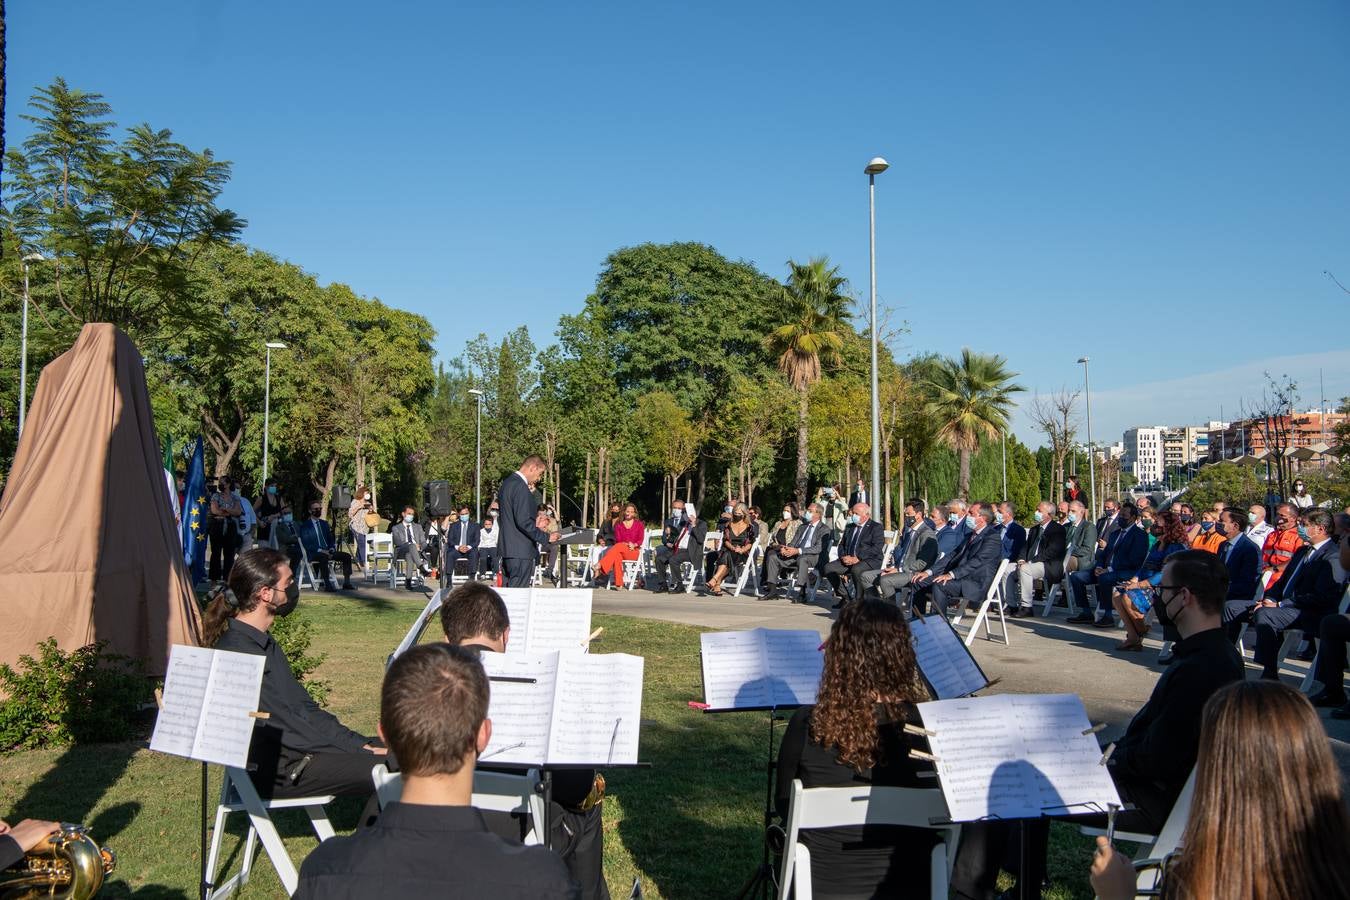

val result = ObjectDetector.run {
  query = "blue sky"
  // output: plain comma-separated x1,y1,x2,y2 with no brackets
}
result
7,1,1349,445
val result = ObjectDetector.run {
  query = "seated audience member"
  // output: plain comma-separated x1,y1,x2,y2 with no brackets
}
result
926,504,1004,616
768,502,801,550
293,642,578,899
424,514,448,575
1064,500,1098,577
1190,510,1225,553
823,503,885,609
443,506,482,581
1216,507,1262,637
536,509,563,583
1310,537,1350,716
207,548,386,803
272,505,304,574
775,601,940,899
931,503,963,557
1090,680,1350,900
1055,499,1070,522
1107,510,1190,650
859,499,937,606
476,514,499,579
706,503,755,596
748,506,768,549
1177,503,1199,543
1248,509,1340,680
392,506,434,589
595,503,644,589
765,503,827,601
598,504,622,547
1261,503,1303,590
299,502,355,590
1095,498,1122,551
1066,502,1146,626
652,502,706,593
946,498,972,542
438,582,608,900
998,501,1025,563
1011,501,1067,618
953,550,1244,899
1336,512,1350,583
1245,502,1274,549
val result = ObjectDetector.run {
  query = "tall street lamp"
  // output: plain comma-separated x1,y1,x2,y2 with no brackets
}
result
262,342,287,485
865,156,889,514
468,388,484,519
1077,356,1097,515
17,253,47,439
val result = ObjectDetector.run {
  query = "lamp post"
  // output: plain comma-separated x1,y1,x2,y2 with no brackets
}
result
1077,356,1097,515
17,253,47,439
1001,431,1008,499
469,389,484,519
262,342,287,484
865,156,889,513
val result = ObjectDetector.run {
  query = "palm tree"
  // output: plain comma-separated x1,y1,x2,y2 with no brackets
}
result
926,349,1025,499
764,257,852,503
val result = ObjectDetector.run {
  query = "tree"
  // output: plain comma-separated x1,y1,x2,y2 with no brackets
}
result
1027,388,1080,502
1242,372,1299,502
763,257,852,504
1184,461,1267,511
924,349,1025,499
633,391,698,518
714,375,795,508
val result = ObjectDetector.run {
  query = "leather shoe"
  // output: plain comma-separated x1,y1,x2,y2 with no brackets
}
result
1013,607,1034,619
1066,613,1094,625
1310,690,1347,709
650,585,666,594
831,600,845,610
1331,703,1350,720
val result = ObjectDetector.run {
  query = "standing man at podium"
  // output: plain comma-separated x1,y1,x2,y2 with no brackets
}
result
498,454,560,587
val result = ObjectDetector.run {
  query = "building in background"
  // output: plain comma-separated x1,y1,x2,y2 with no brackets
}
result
1206,411,1347,465
1122,425,1167,484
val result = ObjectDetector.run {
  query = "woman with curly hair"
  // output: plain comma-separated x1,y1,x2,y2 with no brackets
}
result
774,600,935,899
1106,508,1192,651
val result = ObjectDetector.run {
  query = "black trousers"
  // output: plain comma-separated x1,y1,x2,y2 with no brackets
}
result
312,550,353,584
653,545,696,588
824,558,868,598
1314,614,1350,696
477,547,499,576
503,556,534,587
208,518,240,581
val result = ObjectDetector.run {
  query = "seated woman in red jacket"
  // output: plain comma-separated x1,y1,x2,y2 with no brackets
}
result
595,503,645,588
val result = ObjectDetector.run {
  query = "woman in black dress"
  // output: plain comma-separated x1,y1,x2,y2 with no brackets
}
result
775,600,936,899
707,502,755,595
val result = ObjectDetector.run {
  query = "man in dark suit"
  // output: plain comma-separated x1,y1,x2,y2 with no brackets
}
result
1219,506,1263,637
848,478,868,509
1012,501,1068,617
391,506,434,590
859,499,938,606
764,503,827,601
999,501,1026,563
824,503,884,609
1250,509,1340,679
1065,500,1098,578
496,455,560,587
653,502,708,593
1095,497,1122,553
929,504,1005,615
1066,502,1146,625
299,502,354,590
443,505,482,580
931,503,964,558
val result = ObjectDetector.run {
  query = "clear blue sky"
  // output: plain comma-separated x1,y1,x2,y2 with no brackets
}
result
8,0,1349,445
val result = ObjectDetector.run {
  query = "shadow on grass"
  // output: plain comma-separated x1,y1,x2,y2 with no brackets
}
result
8,743,138,835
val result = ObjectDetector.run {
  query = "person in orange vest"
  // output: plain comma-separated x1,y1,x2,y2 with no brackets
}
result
1261,503,1305,593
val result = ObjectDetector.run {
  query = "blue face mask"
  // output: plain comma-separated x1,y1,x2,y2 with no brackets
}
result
1297,526,1309,541
266,485,277,495
965,515,978,529
948,513,960,524
1033,511,1044,523
848,514,861,525
1200,521,1213,532
995,512,1005,525
1067,513,1078,525
281,513,293,523
459,514,469,523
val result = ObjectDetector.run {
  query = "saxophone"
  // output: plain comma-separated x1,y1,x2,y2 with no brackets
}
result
0,824,116,899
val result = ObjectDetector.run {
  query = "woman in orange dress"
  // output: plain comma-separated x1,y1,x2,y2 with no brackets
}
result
596,503,645,588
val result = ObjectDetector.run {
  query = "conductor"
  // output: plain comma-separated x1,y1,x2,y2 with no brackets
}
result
498,454,560,587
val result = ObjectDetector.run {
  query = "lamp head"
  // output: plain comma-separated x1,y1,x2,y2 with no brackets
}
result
468,389,484,398
864,157,890,175
265,341,287,349
1077,356,1090,364
21,253,46,264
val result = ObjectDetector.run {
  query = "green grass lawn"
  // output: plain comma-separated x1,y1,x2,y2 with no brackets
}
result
0,592,1101,898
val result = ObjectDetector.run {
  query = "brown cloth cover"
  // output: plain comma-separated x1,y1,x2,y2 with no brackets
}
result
0,324,201,675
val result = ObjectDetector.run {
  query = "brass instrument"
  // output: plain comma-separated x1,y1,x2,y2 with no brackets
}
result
0,824,115,900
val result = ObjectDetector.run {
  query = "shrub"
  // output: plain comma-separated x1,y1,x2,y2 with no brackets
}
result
270,613,330,705
0,639,151,751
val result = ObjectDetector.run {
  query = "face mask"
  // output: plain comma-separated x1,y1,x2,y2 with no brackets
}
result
672,508,683,520
782,511,792,521
281,513,293,523
271,581,301,617
1064,481,1072,489
267,485,277,495
904,515,916,527
848,514,860,525
1033,511,1044,523
310,510,322,519
1297,526,1309,541
1067,513,1078,525
724,505,734,514
459,514,469,522
995,512,1005,525
948,513,960,524
965,515,978,529
1248,512,1258,525
1296,485,1305,493
1154,588,1177,628
732,512,744,520
490,510,499,518
403,514,414,523
1180,514,1193,524
802,513,812,522
1200,521,1213,532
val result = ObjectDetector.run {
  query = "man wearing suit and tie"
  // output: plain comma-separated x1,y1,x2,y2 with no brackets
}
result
859,499,938,606
1095,498,1122,552
1249,509,1340,680
442,505,482,580
848,478,868,509
391,505,434,589
764,502,828,602
824,503,884,609
1065,500,1099,577
1066,502,1147,626
652,500,708,593
1219,506,1263,637
299,502,354,591
496,454,561,587
1012,501,1068,618
928,504,1005,616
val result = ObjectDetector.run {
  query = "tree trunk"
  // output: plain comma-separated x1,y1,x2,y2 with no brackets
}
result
202,407,243,479
897,437,906,518
311,456,338,512
794,387,809,504
883,441,892,529
582,451,591,528
958,449,972,500
696,453,707,511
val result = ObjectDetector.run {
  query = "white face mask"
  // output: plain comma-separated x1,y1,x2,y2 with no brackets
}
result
1033,510,1044,523
403,514,414,523
782,510,792,520
672,507,683,519
848,513,861,525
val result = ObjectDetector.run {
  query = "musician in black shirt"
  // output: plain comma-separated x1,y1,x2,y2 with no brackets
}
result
295,643,577,899
774,601,937,899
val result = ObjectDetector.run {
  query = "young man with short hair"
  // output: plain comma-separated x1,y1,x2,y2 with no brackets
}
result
294,644,578,898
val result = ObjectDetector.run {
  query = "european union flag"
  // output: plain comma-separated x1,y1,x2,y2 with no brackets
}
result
182,436,208,585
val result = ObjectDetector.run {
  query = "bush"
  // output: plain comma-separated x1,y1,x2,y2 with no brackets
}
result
0,639,151,751
270,613,330,705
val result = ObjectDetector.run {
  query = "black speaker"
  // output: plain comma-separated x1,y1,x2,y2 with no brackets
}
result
424,480,452,517
331,485,353,511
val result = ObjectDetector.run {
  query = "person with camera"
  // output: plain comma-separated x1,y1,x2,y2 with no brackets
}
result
347,484,375,574
208,476,244,583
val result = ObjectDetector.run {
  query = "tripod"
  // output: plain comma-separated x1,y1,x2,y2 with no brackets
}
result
733,706,789,900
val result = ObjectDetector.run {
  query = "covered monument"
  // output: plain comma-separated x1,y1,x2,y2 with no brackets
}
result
0,324,201,675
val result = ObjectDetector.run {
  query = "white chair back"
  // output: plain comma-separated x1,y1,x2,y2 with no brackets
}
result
370,764,548,845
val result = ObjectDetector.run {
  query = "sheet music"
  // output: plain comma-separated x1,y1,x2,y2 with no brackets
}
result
917,693,1121,822
524,588,593,654
479,651,559,765
498,588,532,653
700,629,822,710
390,590,444,663
150,645,265,768
910,615,988,699
547,653,644,765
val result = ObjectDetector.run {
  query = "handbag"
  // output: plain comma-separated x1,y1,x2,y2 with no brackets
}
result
1125,586,1153,614
365,511,380,529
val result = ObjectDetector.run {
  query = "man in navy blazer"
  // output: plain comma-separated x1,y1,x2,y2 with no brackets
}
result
1219,506,1263,637
929,504,1006,615
298,501,354,590
443,505,483,580
824,502,884,608
932,503,965,558
1251,509,1340,679
496,454,560,587
1066,502,1147,626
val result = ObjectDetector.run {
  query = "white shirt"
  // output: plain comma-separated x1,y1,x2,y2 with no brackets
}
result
1246,521,1274,548
237,496,257,534
1290,493,1314,509
478,525,498,549
678,519,696,550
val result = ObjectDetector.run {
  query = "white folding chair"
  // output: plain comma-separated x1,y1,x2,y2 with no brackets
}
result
731,543,765,597
1040,550,1077,617
1083,766,1195,897
621,529,663,591
564,543,596,587
778,779,960,900
956,560,1013,647
204,766,335,900
686,532,722,594
365,533,395,585
371,764,548,845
